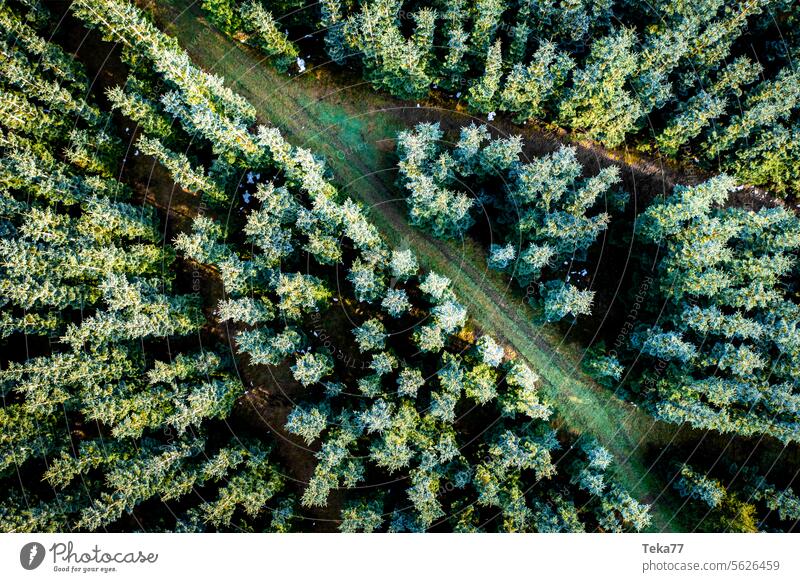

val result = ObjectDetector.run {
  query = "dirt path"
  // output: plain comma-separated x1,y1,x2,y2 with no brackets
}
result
130,0,713,531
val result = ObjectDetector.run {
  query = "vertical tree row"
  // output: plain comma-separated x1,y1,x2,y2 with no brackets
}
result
200,0,800,197
0,0,291,533
396,122,626,322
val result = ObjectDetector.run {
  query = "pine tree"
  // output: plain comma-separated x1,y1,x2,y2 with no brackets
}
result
396,124,621,322
440,1,470,92
541,280,595,322
673,463,726,508
201,0,243,35
138,136,228,202
466,39,503,114
292,351,334,387
500,41,574,122
706,68,800,159
656,57,762,156
469,0,505,56
633,175,800,442
320,0,349,64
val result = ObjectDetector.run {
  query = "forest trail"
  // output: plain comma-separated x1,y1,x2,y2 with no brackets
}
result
142,0,700,531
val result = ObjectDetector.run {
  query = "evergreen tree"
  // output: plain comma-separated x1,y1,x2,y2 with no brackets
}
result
320,0,349,64
500,41,574,122
633,175,800,442
239,1,299,72
469,0,505,56
558,28,643,147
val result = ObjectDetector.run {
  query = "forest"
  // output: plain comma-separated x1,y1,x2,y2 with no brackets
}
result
0,0,798,533
200,0,800,197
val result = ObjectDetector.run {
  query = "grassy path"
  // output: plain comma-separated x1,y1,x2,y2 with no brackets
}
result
145,0,694,531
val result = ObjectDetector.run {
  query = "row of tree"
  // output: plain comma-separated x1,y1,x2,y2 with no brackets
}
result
623,175,800,443
169,85,651,531
88,0,800,525
201,0,800,197
395,124,800,446
134,0,800,527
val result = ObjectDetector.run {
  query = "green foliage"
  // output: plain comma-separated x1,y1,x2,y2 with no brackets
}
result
541,280,594,322
292,351,335,386
353,318,387,353
728,465,800,527
466,39,503,113
389,248,418,280
439,2,470,91
673,464,726,508
0,0,293,534
348,258,385,302
500,41,573,122
173,108,646,532
631,175,800,442
704,495,759,534
139,136,228,202
596,484,653,532
584,352,623,387
342,0,433,100
381,287,411,317
201,0,243,35
320,0,348,64
397,122,623,322
107,81,175,140
239,0,299,72
469,0,505,56
286,403,329,444
0,0,659,535
558,28,642,147
476,334,504,367
656,57,762,156
194,0,800,196
339,498,384,532
396,366,425,398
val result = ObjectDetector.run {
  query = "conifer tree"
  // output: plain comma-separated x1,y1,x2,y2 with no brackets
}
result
558,28,642,147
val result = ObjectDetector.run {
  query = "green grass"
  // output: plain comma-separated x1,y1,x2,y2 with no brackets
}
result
145,0,694,531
